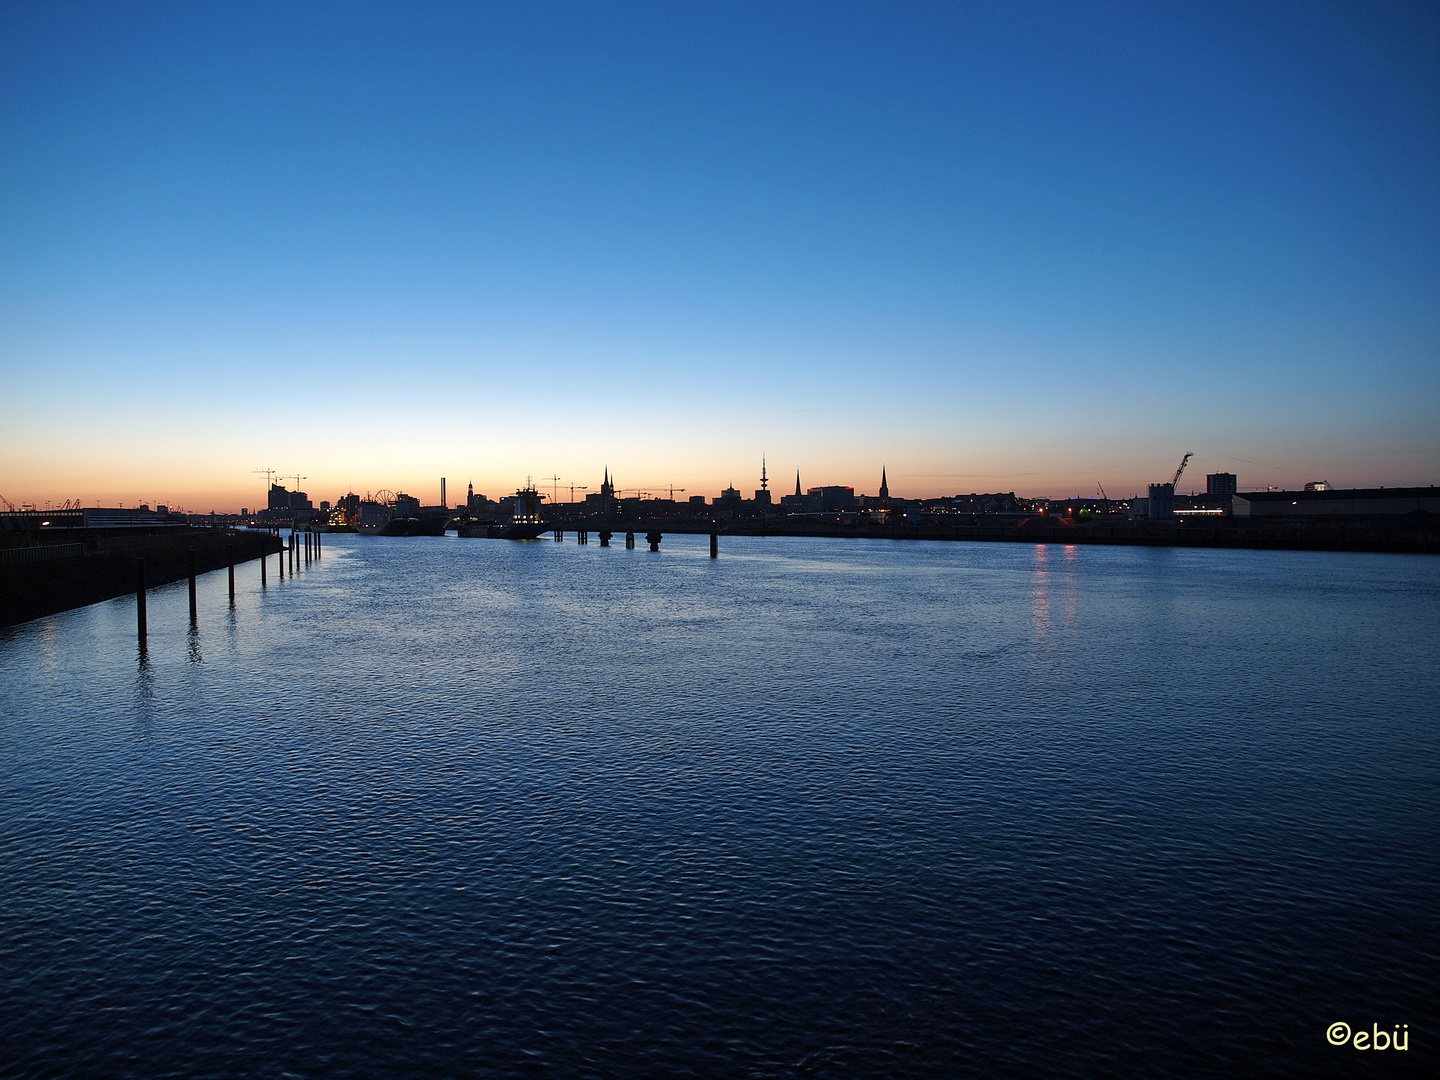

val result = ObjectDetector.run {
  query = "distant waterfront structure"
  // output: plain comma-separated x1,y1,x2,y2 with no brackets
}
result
754,458,771,507
780,471,821,513
812,486,857,512
585,468,619,515
1304,481,1330,492
1207,472,1238,497
1233,486,1438,518
1147,483,1175,520
267,483,312,514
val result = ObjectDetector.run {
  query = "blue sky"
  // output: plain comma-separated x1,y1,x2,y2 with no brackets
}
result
2,0,1436,510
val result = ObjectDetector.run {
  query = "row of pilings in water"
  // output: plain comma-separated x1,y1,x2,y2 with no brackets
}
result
554,524,720,556
134,527,321,653
132,523,720,651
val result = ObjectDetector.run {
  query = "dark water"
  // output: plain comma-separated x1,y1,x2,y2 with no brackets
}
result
1,534,1436,1077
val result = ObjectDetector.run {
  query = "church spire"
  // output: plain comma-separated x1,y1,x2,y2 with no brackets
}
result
879,466,889,500
795,470,802,497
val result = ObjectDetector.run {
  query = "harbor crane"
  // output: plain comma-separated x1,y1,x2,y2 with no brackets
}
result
565,482,589,505
620,485,685,500
252,467,277,488
1170,452,1193,490
1096,483,1109,514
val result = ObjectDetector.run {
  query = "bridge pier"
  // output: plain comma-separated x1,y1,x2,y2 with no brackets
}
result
625,531,635,549
647,531,661,552
600,530,611,547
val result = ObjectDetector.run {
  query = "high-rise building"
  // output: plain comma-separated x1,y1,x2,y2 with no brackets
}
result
1206,472,1237,497
812,486,856,512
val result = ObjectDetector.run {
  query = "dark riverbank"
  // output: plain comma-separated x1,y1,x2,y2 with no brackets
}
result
556,516,1440,554
0,529,282,629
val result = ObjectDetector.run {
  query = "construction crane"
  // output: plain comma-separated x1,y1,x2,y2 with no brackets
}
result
1096,483,1109,514
252,467,277,488
285,473,307,492
565,482,589,504
1170,452,1193,489
543,475,563,506
663,484,686,501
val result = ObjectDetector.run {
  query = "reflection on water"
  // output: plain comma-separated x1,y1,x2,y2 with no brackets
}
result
0,534,1437,1078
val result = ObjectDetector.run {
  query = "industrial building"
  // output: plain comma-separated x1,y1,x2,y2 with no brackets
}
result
1232,487,1439,520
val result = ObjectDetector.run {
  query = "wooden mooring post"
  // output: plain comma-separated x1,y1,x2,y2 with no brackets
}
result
228,546,236,604
625,531,635,549
710,526,719,558
135,558,147,647
187,550,198,624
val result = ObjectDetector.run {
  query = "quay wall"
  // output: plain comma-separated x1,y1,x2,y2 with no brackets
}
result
724,520,1440,554
1,529,283,629
557,516,1440,555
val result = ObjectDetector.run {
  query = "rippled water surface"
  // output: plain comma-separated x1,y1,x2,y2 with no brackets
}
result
2,534,1436,1077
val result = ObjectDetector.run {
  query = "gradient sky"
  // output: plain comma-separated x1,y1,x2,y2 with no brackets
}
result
2,0,1437,511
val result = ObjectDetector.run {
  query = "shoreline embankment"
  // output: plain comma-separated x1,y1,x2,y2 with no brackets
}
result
563,517,1440,555
1,529,283,629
